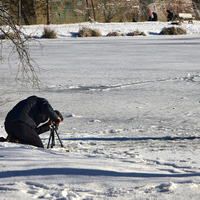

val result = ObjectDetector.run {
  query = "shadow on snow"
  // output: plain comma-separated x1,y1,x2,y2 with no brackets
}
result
62,136,200,141
0,167,200,179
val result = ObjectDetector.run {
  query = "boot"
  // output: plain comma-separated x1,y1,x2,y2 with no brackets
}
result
6,134,20,143
0,137,6,142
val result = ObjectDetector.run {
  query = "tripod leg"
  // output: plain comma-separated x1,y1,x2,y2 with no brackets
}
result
47,132,52,149
55,129,64,148
47,129,55,149
51,131,55,148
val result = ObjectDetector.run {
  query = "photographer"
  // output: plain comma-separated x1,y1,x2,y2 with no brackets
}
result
166,10,174,21
4,96,62,148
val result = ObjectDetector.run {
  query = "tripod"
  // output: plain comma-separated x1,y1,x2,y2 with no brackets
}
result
47,123,64,149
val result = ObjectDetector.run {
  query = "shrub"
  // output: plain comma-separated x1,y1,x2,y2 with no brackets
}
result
77,27,102,37
127,30,146,36
160,27,187,35
77,27,90,37
91,29,102,37
176,27,187,34
106,32,121,36
42,27,57,39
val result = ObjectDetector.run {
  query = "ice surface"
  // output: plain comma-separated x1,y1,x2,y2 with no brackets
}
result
1,22,200,199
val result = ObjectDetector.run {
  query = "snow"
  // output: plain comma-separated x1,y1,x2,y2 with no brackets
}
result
1,21,200,199
21,21,200,37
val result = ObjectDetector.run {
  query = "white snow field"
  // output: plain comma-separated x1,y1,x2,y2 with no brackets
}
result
1,21,200,199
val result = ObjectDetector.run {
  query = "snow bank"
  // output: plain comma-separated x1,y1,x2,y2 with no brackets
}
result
20,21,200,38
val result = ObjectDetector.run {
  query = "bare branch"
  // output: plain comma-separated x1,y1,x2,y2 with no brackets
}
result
0,3,40,88
0,2,40,105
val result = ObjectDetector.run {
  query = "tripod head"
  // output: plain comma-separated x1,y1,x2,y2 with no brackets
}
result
51,122,59,131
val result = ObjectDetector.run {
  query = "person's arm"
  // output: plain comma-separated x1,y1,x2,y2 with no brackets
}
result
35,123,50,135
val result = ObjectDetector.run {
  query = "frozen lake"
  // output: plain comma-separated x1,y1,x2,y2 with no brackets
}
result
33,35,200,135
1,34,200,199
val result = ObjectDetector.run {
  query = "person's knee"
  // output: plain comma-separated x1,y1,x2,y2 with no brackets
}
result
37,143,44,148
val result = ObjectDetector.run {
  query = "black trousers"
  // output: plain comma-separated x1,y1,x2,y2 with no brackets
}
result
5,121,44,148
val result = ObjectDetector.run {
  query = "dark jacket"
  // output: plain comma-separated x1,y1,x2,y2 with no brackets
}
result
166,10,173,21
152,12,157,21
5,96,58,134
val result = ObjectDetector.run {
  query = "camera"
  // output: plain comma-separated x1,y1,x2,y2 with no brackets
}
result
47,110,64,149
52,110,63,130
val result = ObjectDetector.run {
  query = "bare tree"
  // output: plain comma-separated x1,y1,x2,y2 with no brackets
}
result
0,2,39,105
101,0,117,23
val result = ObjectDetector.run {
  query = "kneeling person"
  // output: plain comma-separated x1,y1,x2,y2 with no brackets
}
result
4,96,62,148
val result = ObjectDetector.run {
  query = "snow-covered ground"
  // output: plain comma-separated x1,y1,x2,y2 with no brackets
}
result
1,21,200,199
22,21,200,37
